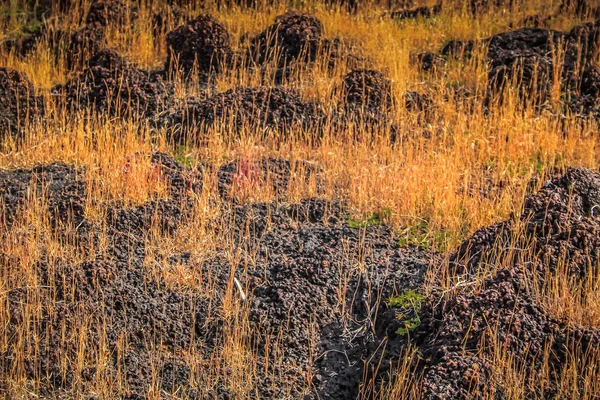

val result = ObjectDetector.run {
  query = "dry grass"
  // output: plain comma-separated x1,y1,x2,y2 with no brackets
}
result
0,0,599,398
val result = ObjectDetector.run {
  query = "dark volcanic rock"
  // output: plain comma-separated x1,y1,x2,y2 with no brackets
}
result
405,90,433,113
440,39,475,59
165,15,232,75
479,21,600,117
8,23,104,68
210,199,432,399
340,69,395,128
412,51,446,72
0,68,43,138
154,86,325,143
2,154,433,399
559,0,600,18
2,153,207,397
342,69,393,113
0,163,84,227
151,4,185,37
486,28,563,101
52,49,172,117
416,167,600,399
388,3,442,20
12,0,137,65
249,12,324,66
470,0,518,15
85,0,138,27
217,158,319,200
67,25,106,68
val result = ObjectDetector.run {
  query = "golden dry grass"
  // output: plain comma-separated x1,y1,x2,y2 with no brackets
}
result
0,0,599,398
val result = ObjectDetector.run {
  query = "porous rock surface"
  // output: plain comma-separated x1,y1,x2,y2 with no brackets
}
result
52,49,172,117
0,153,432,399
0,68,43,138
154,86,325,142
165,14,233,75
414,167,600,399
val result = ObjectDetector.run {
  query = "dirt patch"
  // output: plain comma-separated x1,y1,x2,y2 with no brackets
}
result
52,49,172,117
414,167,600,398
154,86,325,143
165,14,232,75
0,68,44,139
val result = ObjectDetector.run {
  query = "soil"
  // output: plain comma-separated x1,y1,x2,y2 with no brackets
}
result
154,86,326,143
165,15,233,75
52,49,172,118
0,68,44,139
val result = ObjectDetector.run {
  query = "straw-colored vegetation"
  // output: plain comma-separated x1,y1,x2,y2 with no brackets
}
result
0,0,599,398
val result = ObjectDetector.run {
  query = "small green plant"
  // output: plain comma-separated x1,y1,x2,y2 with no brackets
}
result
387,289,426,308
396,316,422,336
347,208,392,228
398,219,448,251
174,145,195,168
387,290,426,336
